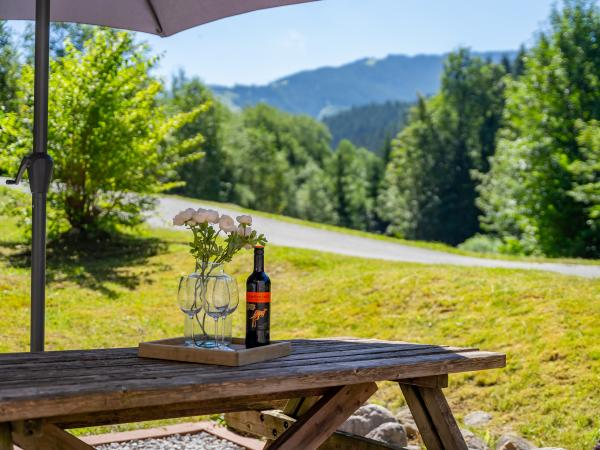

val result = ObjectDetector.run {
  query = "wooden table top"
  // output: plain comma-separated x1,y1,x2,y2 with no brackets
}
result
0,338,505,423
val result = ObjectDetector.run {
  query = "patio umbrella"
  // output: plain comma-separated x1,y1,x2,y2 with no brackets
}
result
0,0,316,352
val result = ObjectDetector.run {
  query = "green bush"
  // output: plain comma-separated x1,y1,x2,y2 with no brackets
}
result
458,234,503,254
0,29,208,238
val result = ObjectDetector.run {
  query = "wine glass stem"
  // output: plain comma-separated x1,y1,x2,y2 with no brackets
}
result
221,316,226,347
190,314,196,346
214,318,219,347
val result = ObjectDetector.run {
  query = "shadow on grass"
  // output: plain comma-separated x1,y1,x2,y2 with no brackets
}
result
3,232,168,298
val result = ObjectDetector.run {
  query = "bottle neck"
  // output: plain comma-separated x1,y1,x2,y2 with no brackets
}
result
254,251,264,272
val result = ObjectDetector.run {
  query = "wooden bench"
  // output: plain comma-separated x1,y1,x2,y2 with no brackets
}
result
0,338,505,450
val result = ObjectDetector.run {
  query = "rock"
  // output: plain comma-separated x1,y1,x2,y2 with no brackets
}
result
366,422,408,448
396,406,414,424
461,428,488,450
405,445,421,450
339,404,397,436
403,421,419,440
496,434,536,450
464,411,492,427
337,415,374,437
354,404,397,427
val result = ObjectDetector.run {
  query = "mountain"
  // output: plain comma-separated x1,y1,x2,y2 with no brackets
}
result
323,101,412,154
210,51,515,118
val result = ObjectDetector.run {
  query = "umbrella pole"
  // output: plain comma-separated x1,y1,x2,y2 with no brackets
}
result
30,0,53,352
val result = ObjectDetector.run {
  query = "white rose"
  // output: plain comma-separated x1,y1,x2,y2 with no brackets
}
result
243,243,253,250
193,208,209,224
237,224,251,237
172,213,186,226
236,214,252,225
218,215,237,233
181,208,195,222
206,209,220,224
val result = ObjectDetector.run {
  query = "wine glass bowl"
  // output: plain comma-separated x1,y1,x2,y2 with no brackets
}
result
202,270,233,348
177,275,203,316
177,274,203,347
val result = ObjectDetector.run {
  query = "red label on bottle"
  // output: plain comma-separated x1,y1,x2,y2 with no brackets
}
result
246,292,271,303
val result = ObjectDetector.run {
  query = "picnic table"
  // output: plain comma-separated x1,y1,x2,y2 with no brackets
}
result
0,338,505,450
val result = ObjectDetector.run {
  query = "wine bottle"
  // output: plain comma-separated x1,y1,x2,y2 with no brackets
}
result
245,246,270,348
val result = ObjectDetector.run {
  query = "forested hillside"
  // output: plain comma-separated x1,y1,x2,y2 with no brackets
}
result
0,0,598,259
323,101,412,155
211,51,514,118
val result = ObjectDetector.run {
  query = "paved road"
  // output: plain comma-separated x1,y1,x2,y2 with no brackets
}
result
151,195,600,279
2,179,597,278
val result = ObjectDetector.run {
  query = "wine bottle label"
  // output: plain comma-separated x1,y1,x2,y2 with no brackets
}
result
246,292,270,332
246,292,271,303
248,307,267,329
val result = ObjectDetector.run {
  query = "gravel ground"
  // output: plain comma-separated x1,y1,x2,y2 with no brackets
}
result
96,432,245,450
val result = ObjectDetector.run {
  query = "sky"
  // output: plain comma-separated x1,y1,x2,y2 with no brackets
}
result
139,0,556,86
8,0,557,86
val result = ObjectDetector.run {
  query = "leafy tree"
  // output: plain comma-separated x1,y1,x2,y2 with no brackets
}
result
227,103,334,217
22,23,97,61
224,114,290,213
570,121,600,237
479,0,600,257
328,140,374,230
0,29,208,236
294,161,338,224
0,21,18,112
166,71,232,201
379,49,507,244
378,96,444,239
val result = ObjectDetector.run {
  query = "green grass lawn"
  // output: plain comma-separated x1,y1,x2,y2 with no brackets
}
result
0,215,598,449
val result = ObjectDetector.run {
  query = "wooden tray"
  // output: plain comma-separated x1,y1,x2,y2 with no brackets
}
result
138,337,291,366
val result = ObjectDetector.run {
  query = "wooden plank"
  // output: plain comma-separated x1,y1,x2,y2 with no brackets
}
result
268,382,378,450
12,422,94,450
0,340,452,366
0,345,477,384
226,410,294,440
138,338,291,367
280,396,321,418
0,348,500,389
0,423,11,450
398,375,448,388
294,396,320,417
281,398,304,417
399,384,442,450
0,351,505,422
53,390,324,428
0,339,475,376
418,387,467,450
226,410,403,449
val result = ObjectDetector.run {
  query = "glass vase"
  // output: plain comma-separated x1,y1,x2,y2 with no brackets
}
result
184,262,237,348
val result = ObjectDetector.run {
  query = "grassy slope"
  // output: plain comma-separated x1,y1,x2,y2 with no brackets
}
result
0,217,598,449
167,194,600,266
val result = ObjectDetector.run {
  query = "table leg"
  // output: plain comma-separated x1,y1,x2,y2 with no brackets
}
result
266,382,377,450
11,421,94,450
399,382,467,450
0,423,11,450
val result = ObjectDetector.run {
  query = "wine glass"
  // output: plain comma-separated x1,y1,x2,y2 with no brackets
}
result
178,275,202,347
202,275,231,349
221,279,239,349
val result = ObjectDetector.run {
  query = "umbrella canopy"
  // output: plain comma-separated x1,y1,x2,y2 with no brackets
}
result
0,0,316,352
0,0,315,36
